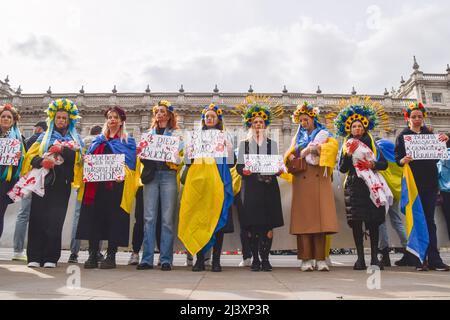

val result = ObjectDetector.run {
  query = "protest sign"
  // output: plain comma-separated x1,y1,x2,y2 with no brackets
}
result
83,154,125,182
404,134,449,160
0,138,21,166
185,129,227,159
244,154,285,174
138,133,180,163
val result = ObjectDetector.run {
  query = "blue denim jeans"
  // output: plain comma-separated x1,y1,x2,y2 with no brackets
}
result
141,170,178,266
13,195,32,253
70,199,82,255
378,200,408,250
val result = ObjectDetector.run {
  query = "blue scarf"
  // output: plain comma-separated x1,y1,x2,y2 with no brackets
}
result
295,121,331,153
38,122,83,155
88,134,137,170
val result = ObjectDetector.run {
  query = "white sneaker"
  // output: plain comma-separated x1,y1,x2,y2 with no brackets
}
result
317,260,330,271
301,260,314,272
27,262,40,268
128,253,139,265
12,251,27,262
238,258,252,267
325,256,333,267
43,262,56,268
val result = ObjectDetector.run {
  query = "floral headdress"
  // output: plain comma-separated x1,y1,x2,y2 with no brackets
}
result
233,95,283,128
291,101,319,124
40,98,82,155
153,100,175,114
332,97,390,137
46,98,81,130
201,103,223,121
403,101,427,121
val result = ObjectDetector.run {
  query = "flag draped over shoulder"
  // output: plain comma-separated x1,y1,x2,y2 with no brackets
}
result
178,158,233,256
400,164,429,263
376,139,403,201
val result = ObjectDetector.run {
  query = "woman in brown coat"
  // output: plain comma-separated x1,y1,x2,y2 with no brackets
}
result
285,102,339,271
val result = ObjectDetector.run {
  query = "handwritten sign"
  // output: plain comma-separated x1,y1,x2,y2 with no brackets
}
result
0,138,21,166
83,154,125,182
244,154,285,174
185,129,227,159
404,134,449,160
138,133,180,163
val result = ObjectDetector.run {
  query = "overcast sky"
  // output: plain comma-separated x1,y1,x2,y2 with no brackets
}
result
1,0,449,95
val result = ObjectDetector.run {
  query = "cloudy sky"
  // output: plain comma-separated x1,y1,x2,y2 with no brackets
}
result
1,0,449,95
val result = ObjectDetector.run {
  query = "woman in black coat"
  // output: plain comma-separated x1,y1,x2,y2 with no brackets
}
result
236,105,284,272
337,110,387,270
395,102,450,271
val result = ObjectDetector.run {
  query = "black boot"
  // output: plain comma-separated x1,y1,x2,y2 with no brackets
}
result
100,253,116,269
192,253,205,272
84,251,98,269
352,222,367,270
260,234,273,272
212,232,224,272
380,247,391,267
369,224,384,270
249,233,261,271
394,249,415,266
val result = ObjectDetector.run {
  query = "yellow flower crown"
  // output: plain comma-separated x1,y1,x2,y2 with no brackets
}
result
202,103,223,120
153,100,174,114
344,114,369,132
292,102,319,124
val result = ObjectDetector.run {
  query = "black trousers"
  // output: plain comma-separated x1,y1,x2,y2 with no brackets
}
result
0,180,15,239
441,191,450,241
27,181,71,264
417,188,442,266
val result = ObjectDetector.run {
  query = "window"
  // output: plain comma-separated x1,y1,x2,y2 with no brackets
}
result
432,92,443,104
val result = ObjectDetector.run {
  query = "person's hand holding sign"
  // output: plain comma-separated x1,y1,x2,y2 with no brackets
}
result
438,133,449,143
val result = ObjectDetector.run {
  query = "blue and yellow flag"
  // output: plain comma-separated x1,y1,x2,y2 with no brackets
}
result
178,158,233,256
376,139,403,201
400,164,429,263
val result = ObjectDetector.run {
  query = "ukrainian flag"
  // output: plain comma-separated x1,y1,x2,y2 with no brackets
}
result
400,164,429,263
376,139,403,201
178,158,233,256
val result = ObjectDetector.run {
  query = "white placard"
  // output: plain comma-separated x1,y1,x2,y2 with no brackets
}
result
138,133,180,163
185,129,227,159
83,154,125,182
404,134,449,160
244,154,285,174
0,138,21,166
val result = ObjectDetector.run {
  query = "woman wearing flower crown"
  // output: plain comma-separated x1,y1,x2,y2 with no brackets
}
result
22,99,83,268
136,100,181,271
0,104,25,240
395,102,450,271
284,102,339,272
336,102,388,270
179,103,235,272
235,104,284,272
76,106,137,269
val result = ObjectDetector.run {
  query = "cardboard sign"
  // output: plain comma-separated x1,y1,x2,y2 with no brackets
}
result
83,154,125,182
185,129,227,159
138,133,180,163
244,154,285,174
404,134,449,160
0,138,21,166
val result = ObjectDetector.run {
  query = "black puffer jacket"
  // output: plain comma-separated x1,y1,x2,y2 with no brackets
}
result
338,133,387,227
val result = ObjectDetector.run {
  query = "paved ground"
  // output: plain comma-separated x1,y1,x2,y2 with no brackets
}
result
0,249,449,300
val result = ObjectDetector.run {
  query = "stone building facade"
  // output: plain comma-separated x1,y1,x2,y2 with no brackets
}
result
1,58,450,153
